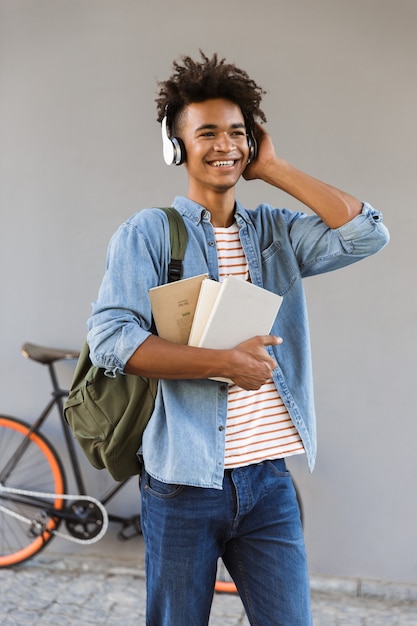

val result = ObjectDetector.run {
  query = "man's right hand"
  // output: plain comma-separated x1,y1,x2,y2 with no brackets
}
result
227,335,282,390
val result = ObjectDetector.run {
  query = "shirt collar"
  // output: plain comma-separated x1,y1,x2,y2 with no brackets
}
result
172,196,251,225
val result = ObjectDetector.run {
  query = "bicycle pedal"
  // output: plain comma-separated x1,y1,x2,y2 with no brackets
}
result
28,512,49,537
117,515,142,541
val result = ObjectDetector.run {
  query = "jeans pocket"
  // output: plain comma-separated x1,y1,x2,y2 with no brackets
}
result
143,471,184,499
265,458,291,478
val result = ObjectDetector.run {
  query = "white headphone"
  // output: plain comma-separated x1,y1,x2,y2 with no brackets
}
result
246,131,257,164
161,116,185,166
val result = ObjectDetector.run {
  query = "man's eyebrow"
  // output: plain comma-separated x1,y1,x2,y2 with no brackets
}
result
195,123,246,131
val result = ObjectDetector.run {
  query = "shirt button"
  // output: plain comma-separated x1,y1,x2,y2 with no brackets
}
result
218,425,225,431
219,384,228,392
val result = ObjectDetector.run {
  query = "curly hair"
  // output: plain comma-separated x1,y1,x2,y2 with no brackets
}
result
156,51,267,135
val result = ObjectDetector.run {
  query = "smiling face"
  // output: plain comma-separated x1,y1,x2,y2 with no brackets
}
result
178,98,250,208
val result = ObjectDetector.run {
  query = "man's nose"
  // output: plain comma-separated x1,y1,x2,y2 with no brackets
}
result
214,133,235,152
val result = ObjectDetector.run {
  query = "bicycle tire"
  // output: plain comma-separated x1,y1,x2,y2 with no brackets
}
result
214,559,237,593
0,415,66,567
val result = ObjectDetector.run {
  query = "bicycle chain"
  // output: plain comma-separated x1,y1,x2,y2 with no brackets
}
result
0,483,109,545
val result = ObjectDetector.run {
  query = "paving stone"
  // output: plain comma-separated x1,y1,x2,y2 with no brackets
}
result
1,554,417,626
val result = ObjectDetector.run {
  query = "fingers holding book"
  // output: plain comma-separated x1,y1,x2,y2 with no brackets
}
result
228,335,282,390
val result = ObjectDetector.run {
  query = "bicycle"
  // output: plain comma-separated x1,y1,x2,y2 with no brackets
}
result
0,342,142,568
0,342,303,596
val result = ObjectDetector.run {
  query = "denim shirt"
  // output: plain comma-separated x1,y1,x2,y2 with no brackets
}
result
87,196,389,488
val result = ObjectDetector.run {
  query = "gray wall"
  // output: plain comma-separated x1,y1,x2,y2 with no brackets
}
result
1,0,416,584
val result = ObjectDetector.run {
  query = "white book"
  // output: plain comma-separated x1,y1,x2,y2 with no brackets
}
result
188,276,283,350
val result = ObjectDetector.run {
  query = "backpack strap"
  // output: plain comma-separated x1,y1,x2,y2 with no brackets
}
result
159,207,188,283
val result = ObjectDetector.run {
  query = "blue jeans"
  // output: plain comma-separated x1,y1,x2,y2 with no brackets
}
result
140,459,312,626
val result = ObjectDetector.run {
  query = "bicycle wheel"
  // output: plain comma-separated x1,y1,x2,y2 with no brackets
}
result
0,415,66,567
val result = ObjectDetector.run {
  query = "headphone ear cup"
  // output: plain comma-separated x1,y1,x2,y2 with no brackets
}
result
161,117,186,165
247,131,258,164
170,136,186,166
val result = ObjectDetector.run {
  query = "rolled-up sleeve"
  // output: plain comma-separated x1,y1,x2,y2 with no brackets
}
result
337,202,389,254
289,202,389,278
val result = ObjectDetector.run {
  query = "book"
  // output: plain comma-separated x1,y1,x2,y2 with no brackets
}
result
149,274,208,344
188,275,283,350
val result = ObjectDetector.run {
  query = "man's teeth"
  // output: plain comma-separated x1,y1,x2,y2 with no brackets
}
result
212,160,234,167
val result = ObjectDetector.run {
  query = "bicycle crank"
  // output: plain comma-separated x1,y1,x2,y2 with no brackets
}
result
64,499,105,540
0,482,108,545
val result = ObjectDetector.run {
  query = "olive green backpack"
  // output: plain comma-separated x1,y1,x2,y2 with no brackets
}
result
64,208,188,482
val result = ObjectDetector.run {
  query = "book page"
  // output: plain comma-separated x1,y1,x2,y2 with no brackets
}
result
188,279,221,347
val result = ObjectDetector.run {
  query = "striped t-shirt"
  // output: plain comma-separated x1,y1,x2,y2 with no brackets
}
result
214,222,305,469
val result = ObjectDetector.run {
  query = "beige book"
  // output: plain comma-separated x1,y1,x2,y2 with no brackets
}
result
188,276,283,350
149,274,208,344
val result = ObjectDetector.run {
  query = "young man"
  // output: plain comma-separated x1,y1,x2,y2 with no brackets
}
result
87,52,389,625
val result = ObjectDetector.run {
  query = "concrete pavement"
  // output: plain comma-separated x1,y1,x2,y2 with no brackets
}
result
1,536,416,625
